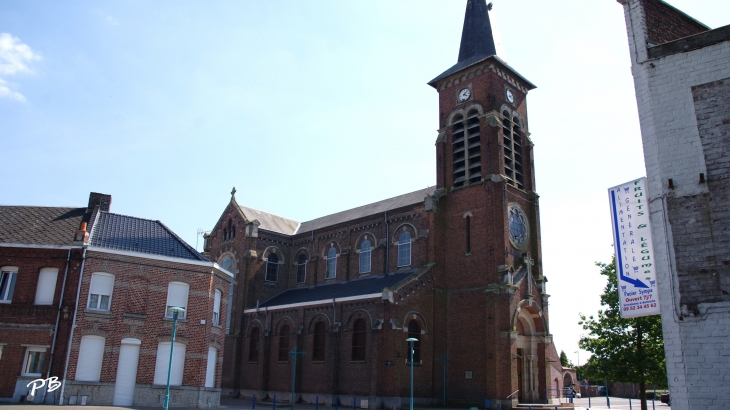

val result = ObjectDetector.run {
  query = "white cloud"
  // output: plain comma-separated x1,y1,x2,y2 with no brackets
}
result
0,78,25,102
0,33,41,102
106,16,120,26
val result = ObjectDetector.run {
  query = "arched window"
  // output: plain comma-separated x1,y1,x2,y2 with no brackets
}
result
407,320,421,363
398,232,411,267
312,322,326,361
452,110,482,187
296,254,307,284
326,247,337,279
248,328,260,362
502,113,524,190
351,319,366,361
278,325,290,362
359,240,372,274
266,253,279,282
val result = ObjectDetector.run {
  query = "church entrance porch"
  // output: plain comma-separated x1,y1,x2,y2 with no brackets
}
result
515,308,541,404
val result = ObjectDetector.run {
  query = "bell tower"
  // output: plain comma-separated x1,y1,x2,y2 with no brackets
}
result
428,0,550,405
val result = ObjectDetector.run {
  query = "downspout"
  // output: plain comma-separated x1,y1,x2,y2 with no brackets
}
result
44,248,72,404
384,211,389,273
57,246,87,406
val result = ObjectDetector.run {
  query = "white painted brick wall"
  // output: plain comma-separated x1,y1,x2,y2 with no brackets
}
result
619,1,730,409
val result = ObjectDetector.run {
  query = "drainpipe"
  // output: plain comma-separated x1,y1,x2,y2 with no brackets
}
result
57,246,87,405
43,248,72,404
384,212,389,273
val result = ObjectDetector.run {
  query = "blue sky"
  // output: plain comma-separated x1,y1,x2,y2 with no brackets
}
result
2,0,728,363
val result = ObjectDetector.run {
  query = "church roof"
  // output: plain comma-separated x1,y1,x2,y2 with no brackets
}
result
238,187,435,236
238,205,300,236
255,268,422,310
89,211,209,261
428,1,536,90
296,186,435,233
0,205,86,246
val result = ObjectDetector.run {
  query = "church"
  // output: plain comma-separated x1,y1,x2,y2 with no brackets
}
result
205,1,557,408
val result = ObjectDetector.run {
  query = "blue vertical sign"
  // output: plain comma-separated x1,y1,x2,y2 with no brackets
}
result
608,177,661,318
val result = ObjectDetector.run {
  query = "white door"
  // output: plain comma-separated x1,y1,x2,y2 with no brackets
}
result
113,339,141,406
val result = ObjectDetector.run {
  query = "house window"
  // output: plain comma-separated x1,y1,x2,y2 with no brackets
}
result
266,253,279,282
278,325,290,362
502,112,525,189
75,336,105,381
88,272,114,311
452,110,482,187
248,328,260,362
165,282,189,319
351,319,367,361
312,322,326,362
326,247,337,279
360,240,372,274
35,267,59,305
22,346,46,377
153,342,186,386
213,289,221,326
407,320,421,363
223,219,235,242
0,266,18,303
205,347,217,388
296,254,307,284
398,232,412,267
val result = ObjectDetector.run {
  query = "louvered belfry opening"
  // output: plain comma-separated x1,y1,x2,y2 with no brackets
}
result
452,110,482,188
502,112,524,190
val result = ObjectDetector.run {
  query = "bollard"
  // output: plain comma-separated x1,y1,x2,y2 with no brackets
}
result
588,395,591,408
652,386,656,410
335,396,339,410
629,398,632,409
498,404,502,410
253,395,256,410
353,396,356,410
316,396,319,410
273,395,277,410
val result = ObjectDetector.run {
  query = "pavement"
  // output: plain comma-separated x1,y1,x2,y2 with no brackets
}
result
0,396,671,410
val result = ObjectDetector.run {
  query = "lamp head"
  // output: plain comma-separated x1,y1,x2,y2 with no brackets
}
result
406,337,418,342
168,306,186,313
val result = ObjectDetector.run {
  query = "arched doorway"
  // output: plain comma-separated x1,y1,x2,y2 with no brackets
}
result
563,372,573,388
515,309,540,403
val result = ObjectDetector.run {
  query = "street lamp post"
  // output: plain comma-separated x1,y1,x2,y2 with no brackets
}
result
574,350,580,367
406,337,418,410
164,307,186,410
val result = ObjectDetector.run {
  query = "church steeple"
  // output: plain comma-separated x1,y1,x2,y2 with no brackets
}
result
458,0,497,63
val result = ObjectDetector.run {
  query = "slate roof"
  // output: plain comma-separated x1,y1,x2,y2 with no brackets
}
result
89,212,208,261
238,206,300,236
297,187,435,233
238,187,435,236
257,268,422,309
0,206,86,246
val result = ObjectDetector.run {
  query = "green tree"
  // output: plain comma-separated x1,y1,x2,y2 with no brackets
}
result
579,258,666,410
559,350,572,367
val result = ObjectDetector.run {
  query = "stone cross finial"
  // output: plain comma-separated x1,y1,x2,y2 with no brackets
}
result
231,186,237,199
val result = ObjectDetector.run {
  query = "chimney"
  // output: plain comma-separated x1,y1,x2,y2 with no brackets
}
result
73,222,89,245
88,192,112,212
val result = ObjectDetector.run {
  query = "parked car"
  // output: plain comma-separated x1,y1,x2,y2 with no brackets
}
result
561,387,581,398
661,393,670,405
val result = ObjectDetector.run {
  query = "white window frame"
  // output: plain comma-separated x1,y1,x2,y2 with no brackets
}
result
35,267,59,305
360,240,372,274
326,247,337,279
75,335,106,382
398,232,412,267
87,272,115,311
0,266,18,304
21,346,47,377
153,342,186,386
166,282,189,319
213,289,221,326
204,347,217,388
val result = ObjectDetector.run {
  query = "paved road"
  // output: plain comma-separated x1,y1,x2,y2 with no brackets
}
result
567,396,671,409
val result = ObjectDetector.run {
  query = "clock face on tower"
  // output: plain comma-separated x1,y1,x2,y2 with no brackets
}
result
506,89,515,104
458,88,471,102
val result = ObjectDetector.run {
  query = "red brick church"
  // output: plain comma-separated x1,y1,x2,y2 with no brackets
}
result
206,1,555,408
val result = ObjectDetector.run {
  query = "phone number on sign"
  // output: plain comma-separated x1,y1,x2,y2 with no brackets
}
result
624,303,657,312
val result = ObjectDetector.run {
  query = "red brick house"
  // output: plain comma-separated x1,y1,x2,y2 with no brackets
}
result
1,193,231,408
210,2,555,408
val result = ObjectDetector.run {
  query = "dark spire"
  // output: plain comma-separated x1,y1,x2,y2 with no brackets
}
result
458,0,497,63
